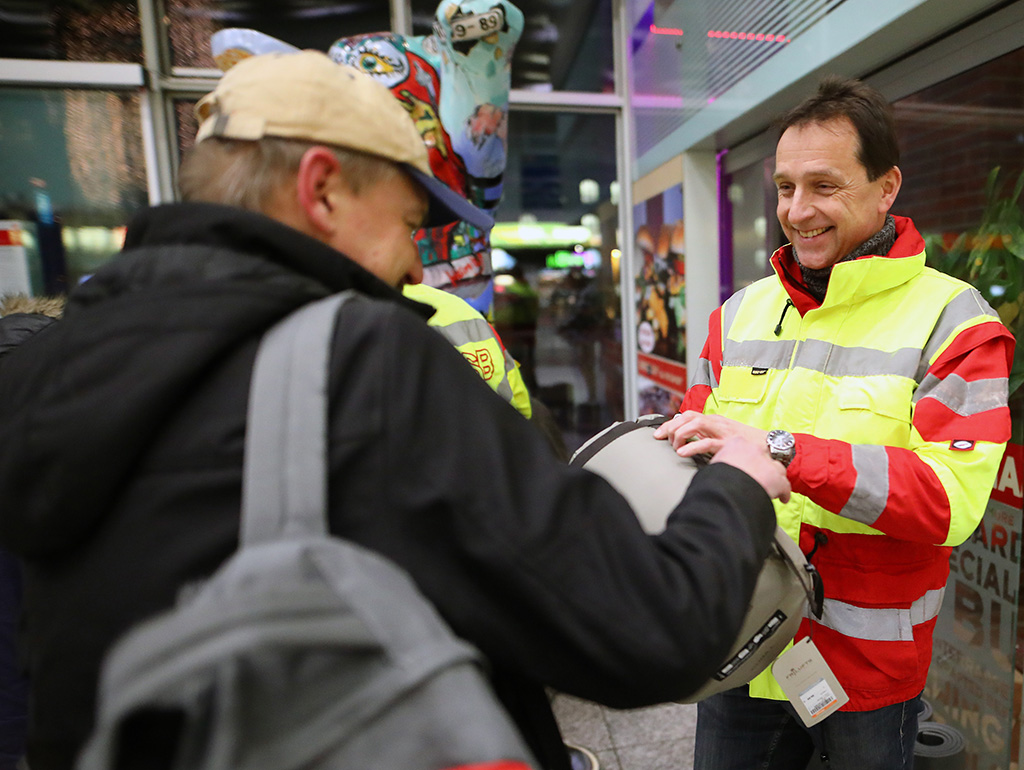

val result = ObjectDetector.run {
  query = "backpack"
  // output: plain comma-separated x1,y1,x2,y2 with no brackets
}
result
77,292,539,770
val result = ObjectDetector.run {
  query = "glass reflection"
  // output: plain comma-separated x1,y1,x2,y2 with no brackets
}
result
165,1,391,69
410,0,613,92
0,1,141,63
0,87,146,292
494,111,621,452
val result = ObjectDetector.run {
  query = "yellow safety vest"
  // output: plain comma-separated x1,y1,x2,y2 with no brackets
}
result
404,284,532,419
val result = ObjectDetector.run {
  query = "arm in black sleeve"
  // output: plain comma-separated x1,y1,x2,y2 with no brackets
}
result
328,301,777,707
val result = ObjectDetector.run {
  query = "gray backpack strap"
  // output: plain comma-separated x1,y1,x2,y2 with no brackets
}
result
241,292,354,546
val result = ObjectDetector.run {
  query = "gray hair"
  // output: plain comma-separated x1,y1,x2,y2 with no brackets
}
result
177,136,401,212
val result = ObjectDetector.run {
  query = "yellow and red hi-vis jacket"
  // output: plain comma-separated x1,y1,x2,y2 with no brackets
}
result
682,216,1014,710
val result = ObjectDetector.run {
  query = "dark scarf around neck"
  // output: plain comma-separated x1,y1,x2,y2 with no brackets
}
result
795,214,897,302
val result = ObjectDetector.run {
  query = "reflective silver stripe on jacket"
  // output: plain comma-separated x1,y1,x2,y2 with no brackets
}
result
917,288,999,382
913,373,1009,416
720,286,747,340
441,317,496,348
495,349,518,402
839,444,889,525
691,357,718,389
793,341,920,379
723,337,920,379
722,339,795,370
810,587,945,641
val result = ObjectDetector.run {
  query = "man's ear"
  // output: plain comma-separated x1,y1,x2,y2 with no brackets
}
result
878,165,902,213
295,146,345,236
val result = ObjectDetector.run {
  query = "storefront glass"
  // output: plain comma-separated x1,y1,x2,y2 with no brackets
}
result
0,1,142,63
493,110,622,453
0,86,147,293
164,1,390,69
410,0,614,92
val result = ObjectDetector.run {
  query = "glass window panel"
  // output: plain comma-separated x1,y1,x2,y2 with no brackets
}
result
165,1,392,69
494,111,622,452
891,46,1024,770
729,157,783,293
0,1,142,63
410,0,613,92
0,86,147,293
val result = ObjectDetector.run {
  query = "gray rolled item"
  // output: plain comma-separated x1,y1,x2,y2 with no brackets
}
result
914,722,966,770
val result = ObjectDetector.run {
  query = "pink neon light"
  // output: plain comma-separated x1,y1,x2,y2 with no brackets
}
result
707,30,789,43
650,23,684,36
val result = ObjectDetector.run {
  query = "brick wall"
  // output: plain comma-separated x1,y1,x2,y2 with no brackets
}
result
895,47,1024,235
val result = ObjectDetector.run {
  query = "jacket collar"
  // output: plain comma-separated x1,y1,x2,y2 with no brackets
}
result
770,215,926,315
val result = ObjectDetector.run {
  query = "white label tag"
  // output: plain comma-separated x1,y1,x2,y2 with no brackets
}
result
771,637,849,727
449,8,506,41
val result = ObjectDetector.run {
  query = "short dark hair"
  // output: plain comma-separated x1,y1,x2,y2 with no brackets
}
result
776,75,899,181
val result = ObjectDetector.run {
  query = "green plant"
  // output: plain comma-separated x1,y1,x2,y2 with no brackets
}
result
923,167,1024,398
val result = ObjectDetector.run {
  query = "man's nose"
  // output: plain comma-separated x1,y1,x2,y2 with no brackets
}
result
787,188,814,222
406,253,424,286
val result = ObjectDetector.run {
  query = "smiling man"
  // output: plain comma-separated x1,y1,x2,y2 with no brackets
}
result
655,75,1014,768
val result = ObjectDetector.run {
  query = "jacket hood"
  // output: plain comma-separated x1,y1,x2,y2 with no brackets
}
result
0,203,425,557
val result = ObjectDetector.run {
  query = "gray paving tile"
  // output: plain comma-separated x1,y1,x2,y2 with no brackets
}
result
551,693,614,751
602,702,697,748
616,737,695,770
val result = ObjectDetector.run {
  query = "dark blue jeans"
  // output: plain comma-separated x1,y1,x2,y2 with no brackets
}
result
693,686,919,770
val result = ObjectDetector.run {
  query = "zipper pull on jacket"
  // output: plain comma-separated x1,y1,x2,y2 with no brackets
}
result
774,299,794,337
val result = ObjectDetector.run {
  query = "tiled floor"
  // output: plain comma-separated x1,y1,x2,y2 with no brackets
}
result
552,693,698,770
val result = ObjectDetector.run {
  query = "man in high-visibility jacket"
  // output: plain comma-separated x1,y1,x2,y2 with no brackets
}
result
655,75,1014,769
404,282,532,419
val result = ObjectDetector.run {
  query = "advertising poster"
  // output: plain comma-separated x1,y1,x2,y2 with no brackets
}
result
634,187,687,416
926,443,1023,770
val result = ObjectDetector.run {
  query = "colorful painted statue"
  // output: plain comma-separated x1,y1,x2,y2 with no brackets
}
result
210,1,524,309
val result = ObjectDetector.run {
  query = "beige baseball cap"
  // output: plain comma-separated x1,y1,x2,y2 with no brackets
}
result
194,49,492,231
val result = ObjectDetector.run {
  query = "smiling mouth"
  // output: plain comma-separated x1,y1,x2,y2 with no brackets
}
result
796,226,830,238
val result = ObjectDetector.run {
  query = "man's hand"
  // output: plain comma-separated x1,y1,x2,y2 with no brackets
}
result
654,412,790,503
653,411,766,455
710,436,791,503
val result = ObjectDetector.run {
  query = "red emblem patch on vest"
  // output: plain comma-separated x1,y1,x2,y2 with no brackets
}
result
950,439,976,451
462,348,495,379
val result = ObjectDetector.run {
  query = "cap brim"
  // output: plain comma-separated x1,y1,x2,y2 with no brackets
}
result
403,165,494,232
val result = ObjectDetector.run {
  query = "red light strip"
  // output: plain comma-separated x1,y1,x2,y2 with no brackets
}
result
707,30,790,43
650,24,684,36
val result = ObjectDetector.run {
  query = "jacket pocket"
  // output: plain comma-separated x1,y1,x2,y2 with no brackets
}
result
717,366,770,405
836,377,912,424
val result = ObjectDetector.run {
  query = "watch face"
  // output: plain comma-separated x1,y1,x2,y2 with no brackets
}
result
767,430,795,466
768,430,795,451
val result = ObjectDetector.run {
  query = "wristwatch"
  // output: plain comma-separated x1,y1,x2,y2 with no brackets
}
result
766,429,796,467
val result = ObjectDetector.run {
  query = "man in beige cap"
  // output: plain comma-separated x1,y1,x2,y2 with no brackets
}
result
0,51,789,770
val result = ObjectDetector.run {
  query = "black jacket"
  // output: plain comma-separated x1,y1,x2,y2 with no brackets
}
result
0,202,776,770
